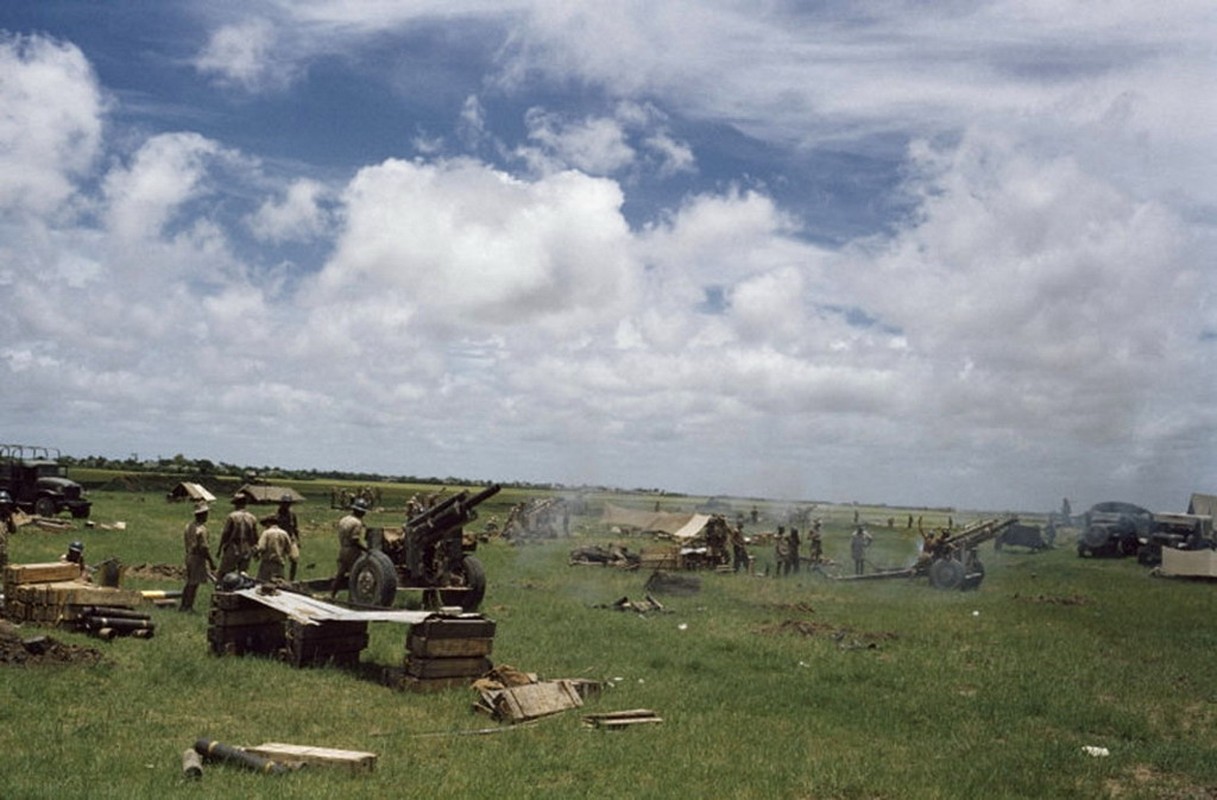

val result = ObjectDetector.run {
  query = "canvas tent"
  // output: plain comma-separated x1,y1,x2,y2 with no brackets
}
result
167,482,216,503
601,503,696,536
1187,493,1217,518
234,484,307,505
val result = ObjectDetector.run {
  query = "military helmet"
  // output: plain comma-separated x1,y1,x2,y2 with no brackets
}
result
194,502,210,515
279,494,294,505
0,489,12,507
350,497,370,513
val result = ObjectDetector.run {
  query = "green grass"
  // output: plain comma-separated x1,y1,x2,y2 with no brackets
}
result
2,490,1215,798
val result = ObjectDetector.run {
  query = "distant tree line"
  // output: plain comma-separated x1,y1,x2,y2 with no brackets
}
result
60,453,595,493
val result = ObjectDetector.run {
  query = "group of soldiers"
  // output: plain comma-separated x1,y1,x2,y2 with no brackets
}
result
179,493,301,612
771,520,826,575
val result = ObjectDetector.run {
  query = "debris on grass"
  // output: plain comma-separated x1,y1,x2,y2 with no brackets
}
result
0,619,104,666
1013,593,1091,606
756,618,898,650
582,709,663,729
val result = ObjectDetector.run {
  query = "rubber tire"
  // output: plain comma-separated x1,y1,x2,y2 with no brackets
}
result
1083,525,1111,549
348,550,398,607
439,555,486,612
34,496,56,517
928,558,965,590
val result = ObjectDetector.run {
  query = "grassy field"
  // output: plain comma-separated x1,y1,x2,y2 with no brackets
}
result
1,483,1215,799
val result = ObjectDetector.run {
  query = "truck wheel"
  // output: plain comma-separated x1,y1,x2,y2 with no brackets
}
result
1082,525,1111,550
928,558,965,590
440,555,486,612
961,559,985,591
34,497,56,517
348,550,397,607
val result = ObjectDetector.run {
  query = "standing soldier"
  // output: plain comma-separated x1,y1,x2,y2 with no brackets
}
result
217,495,258,577
254,515,292,583
808,519,824,564
276,494,301,581
180,502,215,612
730,523,749,573
774,526,789,576
850,525,872,576
329,497,369,599
788,527,801,574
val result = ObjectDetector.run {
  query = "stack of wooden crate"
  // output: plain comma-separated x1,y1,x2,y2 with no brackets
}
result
3,562,144,627
283,618,369,668
207,591,286,656
390,615,496,691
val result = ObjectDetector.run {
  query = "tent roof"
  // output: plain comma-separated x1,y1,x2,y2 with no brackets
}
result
1188,493,1217,517
167,482,216,502
235,484,307,504
670,513,713,541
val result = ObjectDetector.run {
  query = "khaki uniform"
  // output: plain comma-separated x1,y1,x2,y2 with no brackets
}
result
330,512,366,596
218,508,258,576
255,524,292,582
277,505,301,579
180,519,212,611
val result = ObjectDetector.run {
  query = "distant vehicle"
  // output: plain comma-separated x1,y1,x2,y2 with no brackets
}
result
1076,501,1152,558
1136,513,1214,566
0,444,91,518
994,522,1053,552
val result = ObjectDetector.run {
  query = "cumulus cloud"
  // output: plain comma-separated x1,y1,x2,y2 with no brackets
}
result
247,179,331,243
0,34,104,215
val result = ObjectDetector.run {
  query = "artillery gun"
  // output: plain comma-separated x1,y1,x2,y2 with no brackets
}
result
839,516,1019,591
347,484,500,611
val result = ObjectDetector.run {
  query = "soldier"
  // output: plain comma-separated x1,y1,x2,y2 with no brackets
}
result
217,495,258,578
276,494,301,581
329,497,369,599
730,523,749,573
0,490,15,570
254,515,292,583
180,502,215,612
850,525,872,576
788,527,801,574
774,526,789,576
808,519,823,564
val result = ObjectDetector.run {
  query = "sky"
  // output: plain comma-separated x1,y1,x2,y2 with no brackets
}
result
1,1,1214,512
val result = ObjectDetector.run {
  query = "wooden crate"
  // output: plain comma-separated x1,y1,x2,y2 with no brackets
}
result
243,742,377,774
207,592,286,656
283,619,368,668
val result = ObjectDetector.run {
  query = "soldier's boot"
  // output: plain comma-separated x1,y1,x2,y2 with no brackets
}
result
289,560,298,582
179,583,197,612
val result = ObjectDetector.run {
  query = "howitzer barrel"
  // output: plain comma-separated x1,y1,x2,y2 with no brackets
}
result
406,484,501,532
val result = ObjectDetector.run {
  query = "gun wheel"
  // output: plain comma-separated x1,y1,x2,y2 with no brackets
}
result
439,555,486,612
348,550,397,606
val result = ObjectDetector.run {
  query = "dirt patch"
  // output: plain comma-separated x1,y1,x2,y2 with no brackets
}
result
0,620,104,667
757,618,899,649
763,602,816,614
125,562,185,581
1013,593,1091,606
1105,763,1217,799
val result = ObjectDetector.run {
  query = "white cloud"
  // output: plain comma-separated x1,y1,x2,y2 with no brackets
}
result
522,109,635,175
247,179,330,243
0,34,104,215
194,18,289,92
102,133,221,242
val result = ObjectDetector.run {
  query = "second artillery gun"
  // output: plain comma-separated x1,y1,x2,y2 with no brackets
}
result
839,516,1019,591
347,484,501,611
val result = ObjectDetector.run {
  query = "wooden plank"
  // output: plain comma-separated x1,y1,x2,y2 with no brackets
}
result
41,582,143,608
382,668,473,693
489,680,584,723
407,634,493,658
209,606,286,627
244,743,377,774
4,563,83,585
410,616,496,640
405,656,493,679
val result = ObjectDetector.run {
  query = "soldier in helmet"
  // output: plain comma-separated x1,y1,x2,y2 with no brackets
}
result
180,502,216,612
217,494,258,578
329,497,369,599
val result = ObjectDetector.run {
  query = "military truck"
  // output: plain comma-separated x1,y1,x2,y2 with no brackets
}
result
1136,512,1214,566
0,444,91,519
347,484,500,612
1076,501,1152,558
